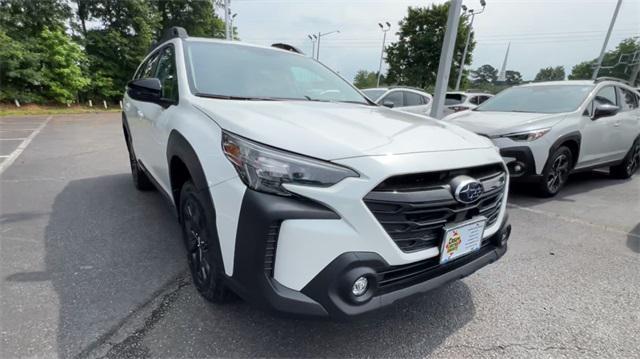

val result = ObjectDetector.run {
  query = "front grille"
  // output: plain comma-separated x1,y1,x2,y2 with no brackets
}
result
364,164,506,253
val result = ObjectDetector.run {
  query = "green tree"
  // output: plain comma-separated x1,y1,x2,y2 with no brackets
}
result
470,64,498,84
0,0,70,39
505,70,523,85
385,3,475,88
534,66,565,82
569,38,640,85
353,70,384,88
151,0,225,38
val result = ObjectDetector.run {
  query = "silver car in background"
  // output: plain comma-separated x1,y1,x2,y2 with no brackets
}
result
362,87,433,116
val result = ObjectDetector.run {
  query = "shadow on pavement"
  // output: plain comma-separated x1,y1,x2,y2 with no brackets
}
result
627,223,640,253
8,174,185,358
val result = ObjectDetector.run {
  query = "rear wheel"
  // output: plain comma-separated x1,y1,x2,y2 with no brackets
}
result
610,137,640,179
179,181,231,303
537,146,572,197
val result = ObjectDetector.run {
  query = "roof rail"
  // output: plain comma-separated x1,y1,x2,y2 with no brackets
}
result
149,27,188,51
271,43,304,54
595,76,630,85
388,85,425,91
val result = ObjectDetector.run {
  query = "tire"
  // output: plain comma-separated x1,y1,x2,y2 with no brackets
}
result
537,146,573,197
610,137,640,179
179,181,232,303
124,131,154,191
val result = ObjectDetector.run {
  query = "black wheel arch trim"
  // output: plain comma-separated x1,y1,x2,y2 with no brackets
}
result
166,130,211,201
548,131,581,167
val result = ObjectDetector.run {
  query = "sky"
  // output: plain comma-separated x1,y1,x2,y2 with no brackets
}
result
228,0,640,82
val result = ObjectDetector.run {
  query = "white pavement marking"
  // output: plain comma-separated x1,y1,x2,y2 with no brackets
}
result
0,129,39,132
508,203,640,239
0,116,52,174
0,138,27,141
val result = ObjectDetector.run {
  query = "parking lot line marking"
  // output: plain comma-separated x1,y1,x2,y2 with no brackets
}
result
0,129,39,132
508,203,639,239
0,116,52,175
0,138,27,141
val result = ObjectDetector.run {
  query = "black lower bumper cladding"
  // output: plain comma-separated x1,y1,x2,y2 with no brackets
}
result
228,189,510,319
500,146,537,179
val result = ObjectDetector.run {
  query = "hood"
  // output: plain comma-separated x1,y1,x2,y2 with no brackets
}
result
192,98,493,160
445,110,566,136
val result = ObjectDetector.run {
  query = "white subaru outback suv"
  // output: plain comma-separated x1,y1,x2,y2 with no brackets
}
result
446,80,640,197
122,28,511,319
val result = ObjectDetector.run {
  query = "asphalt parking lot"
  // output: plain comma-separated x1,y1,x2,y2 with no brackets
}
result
1,113,638,358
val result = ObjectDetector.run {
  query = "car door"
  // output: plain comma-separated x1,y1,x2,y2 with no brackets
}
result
618,87,640,152
401,91,430,115
124,51,161,166
579,85,626,165
144,45,180,192
379,90,404,109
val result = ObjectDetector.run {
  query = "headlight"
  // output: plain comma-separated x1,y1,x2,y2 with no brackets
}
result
222,131,359,196
503,128,550,142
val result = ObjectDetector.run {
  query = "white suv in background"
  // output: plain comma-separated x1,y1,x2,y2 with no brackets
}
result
362,87,433,116
122,28,511,319
446,80,640,197
442,91,494,117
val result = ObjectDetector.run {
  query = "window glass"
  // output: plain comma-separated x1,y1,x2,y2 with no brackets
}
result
469,96,480,105
184,41,369,104
422,96,431,105
478,96,491,104
381,91,404,107
155,46,178,103
445,93,466,105
595,86,617,106
404,92,423,106
362,89,386,101
619,88,639,110
475,85,593,114
141,53,160,79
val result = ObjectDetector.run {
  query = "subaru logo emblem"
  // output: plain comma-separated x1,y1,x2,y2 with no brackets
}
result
451,176,484,204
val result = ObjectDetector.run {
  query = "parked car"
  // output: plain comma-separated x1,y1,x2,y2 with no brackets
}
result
122,27,512,319
446,79,640,197
362,87,433,115
442,91,494,117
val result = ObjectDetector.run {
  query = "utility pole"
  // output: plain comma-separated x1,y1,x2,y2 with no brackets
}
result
224,0,231,40
308,35,317,59
377,22,391,87
230,13,237,33
315,30,340,61
455,0,486,91
430,0,463,119
592,0,623,80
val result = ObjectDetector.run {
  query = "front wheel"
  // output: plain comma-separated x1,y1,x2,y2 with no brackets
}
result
610,137,640,179
179,181,232,303
537,146,572,197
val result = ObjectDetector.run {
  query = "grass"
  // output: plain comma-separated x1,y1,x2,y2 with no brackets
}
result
0,104,121,117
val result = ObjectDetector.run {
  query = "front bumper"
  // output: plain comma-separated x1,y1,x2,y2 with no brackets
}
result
226,189,511,319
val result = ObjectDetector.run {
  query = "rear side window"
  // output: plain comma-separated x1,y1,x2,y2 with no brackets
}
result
478,96,491,104
469,96,480,105
423,96,431,105
404,92,423,106
445,93,466,105
381,91,404,107
619,88,639,110
595,86,617,106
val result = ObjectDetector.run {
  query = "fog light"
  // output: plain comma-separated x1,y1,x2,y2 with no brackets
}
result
514,164,523,172
352,276,369,296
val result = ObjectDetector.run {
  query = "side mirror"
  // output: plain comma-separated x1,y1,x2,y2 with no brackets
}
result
127,78,162,104
382,100,395,108
592,102,619,120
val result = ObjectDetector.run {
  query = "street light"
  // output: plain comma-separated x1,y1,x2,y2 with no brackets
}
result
316,30,340,60
377,22,391,87
230,13,237,35
307,34,318,58
454,0,487,91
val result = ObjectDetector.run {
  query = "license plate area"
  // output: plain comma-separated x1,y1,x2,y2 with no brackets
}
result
440,217,486,264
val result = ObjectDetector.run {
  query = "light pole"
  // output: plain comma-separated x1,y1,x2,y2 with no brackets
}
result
377,22,391,87
307,34,317,58
316,30,340,61
230,12,237,37
455,0,486,91
592,0,623,79
224,0,231,40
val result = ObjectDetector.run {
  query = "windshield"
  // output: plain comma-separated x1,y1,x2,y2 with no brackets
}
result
445,93,466,105
362,89,386,101
184,41,369,104
476,85,593,113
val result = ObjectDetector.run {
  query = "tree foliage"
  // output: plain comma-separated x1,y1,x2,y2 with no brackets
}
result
534,66,565,82
569,38,640,85
385,3,475,88
504,70,523,85
470,64,498,84
353,70,385,89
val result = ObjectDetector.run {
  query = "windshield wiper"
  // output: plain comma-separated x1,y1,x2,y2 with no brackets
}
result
303,96,369,105
195,93,278,101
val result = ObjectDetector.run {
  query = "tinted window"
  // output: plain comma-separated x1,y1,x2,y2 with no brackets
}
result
595,86,617,106
469,96,480,105
478,96,491,104
423,96,431,105
404,92,423,106
141,53,160,79
381,91,403,107
362,89,386,101
475,85,593,114
155,46,178,103
184,41,368,104
445,93,466,105
619,88,639,110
